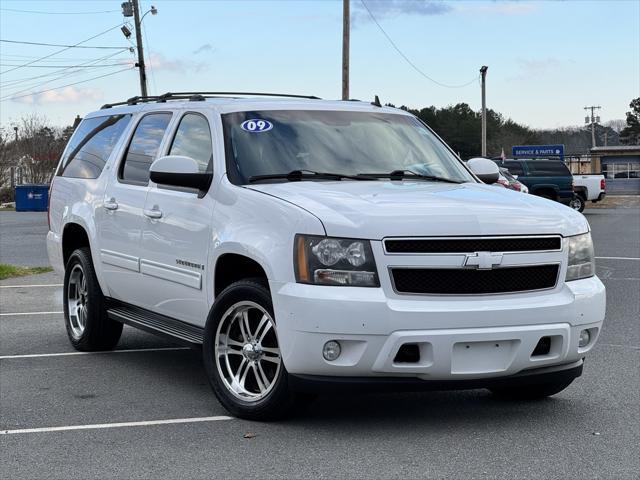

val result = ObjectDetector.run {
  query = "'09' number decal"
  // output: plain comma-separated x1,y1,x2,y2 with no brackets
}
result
241,119,273,133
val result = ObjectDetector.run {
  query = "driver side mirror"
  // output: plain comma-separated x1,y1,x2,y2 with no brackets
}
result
149,155,212,191
467,158,500,184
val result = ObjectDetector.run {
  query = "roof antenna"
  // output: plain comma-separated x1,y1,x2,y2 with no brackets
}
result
371,95,382,107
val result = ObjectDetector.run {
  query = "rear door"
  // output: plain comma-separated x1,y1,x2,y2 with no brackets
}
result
96,112,173,303
526,160,573,201
138,111,216,325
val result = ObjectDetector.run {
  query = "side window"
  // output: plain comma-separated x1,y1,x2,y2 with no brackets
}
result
59,115,131,179
168,113,213,172
527,160,570,176
120,113,172,184
503,161,524,176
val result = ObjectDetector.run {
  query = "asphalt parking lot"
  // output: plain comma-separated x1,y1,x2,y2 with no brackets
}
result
1,208,638,479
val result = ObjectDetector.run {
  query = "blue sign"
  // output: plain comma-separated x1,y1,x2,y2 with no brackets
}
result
512,144,564,158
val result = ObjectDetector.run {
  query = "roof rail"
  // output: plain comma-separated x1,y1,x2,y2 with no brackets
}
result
101,91,321,109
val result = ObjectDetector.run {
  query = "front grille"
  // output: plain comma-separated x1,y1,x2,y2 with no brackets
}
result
384,237,561,254
391,265,559,295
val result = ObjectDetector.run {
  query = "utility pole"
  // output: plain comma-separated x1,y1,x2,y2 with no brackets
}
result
342,0,350,100
132,0,147,97
480,66,488,157
584,105,601,148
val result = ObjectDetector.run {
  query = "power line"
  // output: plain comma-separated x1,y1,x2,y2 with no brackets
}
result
0,8,119,15
0,63,131,68
1,67,134,102
359,0,478,89
0,25,126,75
0,39,129,50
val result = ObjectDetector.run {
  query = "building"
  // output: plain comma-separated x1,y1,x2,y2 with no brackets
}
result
590,146,640,194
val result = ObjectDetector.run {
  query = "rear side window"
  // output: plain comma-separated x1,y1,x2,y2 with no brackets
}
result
59,115,131,179
168,113,213,173
120,113,172,184
526,160,571,176
503,161,524,176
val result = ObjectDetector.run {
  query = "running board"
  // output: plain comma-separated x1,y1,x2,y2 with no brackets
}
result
106,300,204,346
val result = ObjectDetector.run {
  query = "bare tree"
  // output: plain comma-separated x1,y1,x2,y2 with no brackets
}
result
605,119,626,134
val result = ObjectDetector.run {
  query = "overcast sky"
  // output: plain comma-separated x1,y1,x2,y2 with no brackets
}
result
1,0,638,129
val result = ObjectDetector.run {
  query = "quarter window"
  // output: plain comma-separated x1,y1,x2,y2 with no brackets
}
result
168,113,213,172
526,160,571,176
120,113,172,184
59,115,131,179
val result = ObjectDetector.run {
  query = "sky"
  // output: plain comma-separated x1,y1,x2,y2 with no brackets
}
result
0,0,639,130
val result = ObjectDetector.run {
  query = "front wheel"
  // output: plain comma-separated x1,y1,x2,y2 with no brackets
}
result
569,195,585,212
489,377,575,400
203,279,298,420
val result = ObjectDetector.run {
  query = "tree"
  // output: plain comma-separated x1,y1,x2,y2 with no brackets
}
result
620,97,640,145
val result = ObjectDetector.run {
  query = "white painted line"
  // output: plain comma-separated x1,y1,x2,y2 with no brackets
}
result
0,416,233,435
0,283,62,289
0,346,189,360
595,256,640,261
0,311,63,317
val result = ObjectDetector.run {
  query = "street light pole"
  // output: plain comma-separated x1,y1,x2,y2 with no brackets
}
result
342,0,350,100
480,66,488,157
131,0,147,97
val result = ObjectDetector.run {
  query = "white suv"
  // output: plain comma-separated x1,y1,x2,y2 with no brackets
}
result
47,92,606,419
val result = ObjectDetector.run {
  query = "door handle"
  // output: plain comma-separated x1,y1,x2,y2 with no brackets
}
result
104,198,119,210
143,207,163,219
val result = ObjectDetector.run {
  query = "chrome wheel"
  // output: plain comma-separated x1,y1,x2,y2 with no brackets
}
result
215,301,281,402
570,196,584,212
67,264,88,339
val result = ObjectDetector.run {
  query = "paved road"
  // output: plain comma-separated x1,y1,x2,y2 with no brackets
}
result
0,211,49,266
0,208,638,479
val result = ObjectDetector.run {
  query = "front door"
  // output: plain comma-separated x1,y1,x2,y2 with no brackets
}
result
138,112,215,326
97,112,173,303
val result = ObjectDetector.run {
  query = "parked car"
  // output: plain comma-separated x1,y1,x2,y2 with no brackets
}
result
571,174,606,212
492,158,573,205
497,167,528,193
47,93,605,420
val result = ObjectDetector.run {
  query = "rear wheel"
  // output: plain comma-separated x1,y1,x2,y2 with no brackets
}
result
489,378,574,400
203,279,298,420
63,247,122,351
569,195,585,212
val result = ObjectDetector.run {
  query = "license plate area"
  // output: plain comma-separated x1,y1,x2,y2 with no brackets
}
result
451,340,520,374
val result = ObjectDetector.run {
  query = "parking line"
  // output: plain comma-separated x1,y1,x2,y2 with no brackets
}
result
0,311,63,316
0,347,189,360
0,284,62,289
595,256,640,261
0,416,234,435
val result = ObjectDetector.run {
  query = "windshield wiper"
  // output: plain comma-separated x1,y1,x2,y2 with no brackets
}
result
248,169,370,183
356,169,463,184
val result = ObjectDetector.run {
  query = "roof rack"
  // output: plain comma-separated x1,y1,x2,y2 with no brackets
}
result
101,91,321,109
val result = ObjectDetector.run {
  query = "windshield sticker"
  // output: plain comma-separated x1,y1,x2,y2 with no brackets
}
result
241,119,273,133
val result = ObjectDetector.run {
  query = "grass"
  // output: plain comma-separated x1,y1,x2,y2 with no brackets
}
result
0,206,16,211
0,264,53,280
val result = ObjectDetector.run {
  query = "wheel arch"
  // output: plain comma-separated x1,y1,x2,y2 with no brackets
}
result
214,252,270,298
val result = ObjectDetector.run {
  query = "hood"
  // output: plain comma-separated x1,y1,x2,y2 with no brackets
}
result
247,181,589,239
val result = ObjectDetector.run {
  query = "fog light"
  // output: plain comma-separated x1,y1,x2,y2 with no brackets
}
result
579,329,591,348
322,340,341,361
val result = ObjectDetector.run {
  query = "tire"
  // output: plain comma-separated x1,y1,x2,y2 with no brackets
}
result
569,195,585,212
203,279,297,420
63,247,122,351
489,377,575,400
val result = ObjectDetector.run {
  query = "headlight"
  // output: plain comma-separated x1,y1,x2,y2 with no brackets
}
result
294,235,379,287
566,232,595,281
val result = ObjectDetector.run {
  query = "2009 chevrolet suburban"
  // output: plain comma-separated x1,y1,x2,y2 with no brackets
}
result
47,92,606,420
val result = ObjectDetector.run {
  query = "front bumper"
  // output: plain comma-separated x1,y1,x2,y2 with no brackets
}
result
271,276,605,381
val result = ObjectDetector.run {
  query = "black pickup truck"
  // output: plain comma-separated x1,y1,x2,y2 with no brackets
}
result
493,158,574,205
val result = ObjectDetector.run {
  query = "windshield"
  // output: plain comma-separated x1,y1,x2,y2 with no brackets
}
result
222,110,475,185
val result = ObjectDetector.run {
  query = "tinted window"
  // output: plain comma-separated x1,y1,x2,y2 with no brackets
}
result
169,113,213,173
503,161,524,176
526,160,571,176
60,115,131,179
120,113,172,184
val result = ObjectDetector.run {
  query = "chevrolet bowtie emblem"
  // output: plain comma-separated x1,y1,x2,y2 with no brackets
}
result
464,251,503,270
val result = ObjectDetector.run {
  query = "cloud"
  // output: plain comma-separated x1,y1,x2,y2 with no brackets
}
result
193,43,214,55
12,86,103,105
353,0,452,25
147,53,207,73
509,57,565,81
